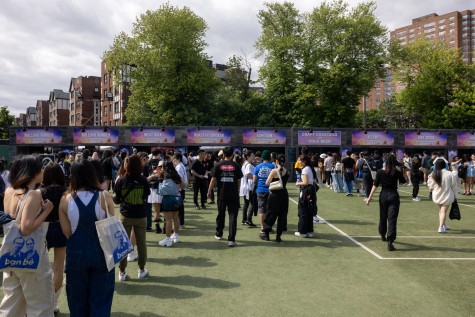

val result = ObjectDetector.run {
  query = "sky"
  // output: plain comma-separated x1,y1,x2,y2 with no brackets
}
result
0,0,473,116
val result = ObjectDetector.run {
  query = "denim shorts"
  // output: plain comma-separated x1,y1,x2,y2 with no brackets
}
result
46,221,67,249
257,192,269,214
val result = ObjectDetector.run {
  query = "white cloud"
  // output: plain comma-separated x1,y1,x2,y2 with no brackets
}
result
0,0,473,115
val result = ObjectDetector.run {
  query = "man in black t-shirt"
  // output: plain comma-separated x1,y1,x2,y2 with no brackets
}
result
191,150,208,210
208,147,243,247
341,151,356,196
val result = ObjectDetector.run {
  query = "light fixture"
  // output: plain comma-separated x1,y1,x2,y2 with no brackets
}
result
217,126,221,132
417,129,420,135
253,125,257,133
363,129,367,134
81,126,86,133
274,125,278,133
139,125,143,132
471,130,474,135
438,129,442,135
45,126,49,131
103,125,108,132
22,126,27,132
161,126,165,132
309,128,313,133
384,128,389,134
197,126,200,131
330,127,334,133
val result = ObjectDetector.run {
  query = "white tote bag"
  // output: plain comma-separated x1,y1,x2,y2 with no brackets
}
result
0,191,48,272
95,191,133,272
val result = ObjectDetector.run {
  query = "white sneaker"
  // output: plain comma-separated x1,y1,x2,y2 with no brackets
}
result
171,233,180,243
306,233,314,238
228,241,237,247
159,237,172,247
119,272,127,282
442,224,450,230
438,226,446,233
214,235,223,240
138,268,148,279
294,232,307,238
127,250,138,262
412,197,421,201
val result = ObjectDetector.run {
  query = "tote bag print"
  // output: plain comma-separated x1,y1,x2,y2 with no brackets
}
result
0,221,47,272
96,216,133,271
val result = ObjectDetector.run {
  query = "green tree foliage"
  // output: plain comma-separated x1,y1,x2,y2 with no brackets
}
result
103,4,219,125
0,106,15,139
256,0,387,128
390,39,475,128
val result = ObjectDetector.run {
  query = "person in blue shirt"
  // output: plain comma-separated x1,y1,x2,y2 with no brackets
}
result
252,150,275,231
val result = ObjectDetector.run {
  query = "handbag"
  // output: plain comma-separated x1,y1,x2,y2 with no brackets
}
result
95,191,133,272
269,169,283,191
449,199,461,220
0,191,48,272
158,179,180,196
364,159,377,180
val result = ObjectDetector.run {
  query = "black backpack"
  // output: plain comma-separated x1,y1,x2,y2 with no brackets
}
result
458,165,467,179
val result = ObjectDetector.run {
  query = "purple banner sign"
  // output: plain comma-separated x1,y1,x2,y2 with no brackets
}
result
457,132,475,147
242,130,286,145
187,129,231,144
405,132,446,146
16,129,62,145
73,129,119,144
298,131,341,146
352,131,394,146
130,128,175,144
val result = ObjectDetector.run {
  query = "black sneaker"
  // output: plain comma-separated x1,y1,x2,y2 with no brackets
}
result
201,204,207,210
194,205,201,210
259,232,270,241
241,221,248,225
246,221,257,228
155,223,162,234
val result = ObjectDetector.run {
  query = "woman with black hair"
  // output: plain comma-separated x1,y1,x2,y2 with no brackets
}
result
0,155,54,316
261,154,289,242
113,155,150,281
158,162,183,247
59,159,115,316
41,162,67,314
295,155,317,238
428,159,458,233
365,154,406,251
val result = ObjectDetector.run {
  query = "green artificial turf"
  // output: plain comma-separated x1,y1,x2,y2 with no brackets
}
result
3,184,475,316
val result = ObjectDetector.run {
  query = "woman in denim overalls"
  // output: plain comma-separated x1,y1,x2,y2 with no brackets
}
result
59,160,115,316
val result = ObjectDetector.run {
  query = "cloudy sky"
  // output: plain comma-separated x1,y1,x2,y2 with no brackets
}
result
0,0,473,116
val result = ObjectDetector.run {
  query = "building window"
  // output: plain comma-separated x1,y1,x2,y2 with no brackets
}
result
104,73,108,84
71,115,74,123
439,19,445,24
103,106,107,116
76,113,80,121
114,102,119,114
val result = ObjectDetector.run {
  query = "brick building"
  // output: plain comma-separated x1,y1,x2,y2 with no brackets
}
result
69,76,101,126
25,107,37,126
360,8,475,111
48,89,69,126
35,100,49,126
101,61,132,126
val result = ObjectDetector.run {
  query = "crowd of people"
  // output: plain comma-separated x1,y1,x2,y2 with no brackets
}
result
0,145,467,316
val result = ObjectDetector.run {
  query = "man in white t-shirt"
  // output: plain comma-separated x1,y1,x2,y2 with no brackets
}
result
173,152,188,228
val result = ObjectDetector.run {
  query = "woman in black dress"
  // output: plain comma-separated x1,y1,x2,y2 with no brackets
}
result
261,154,289,242
365,154,406,251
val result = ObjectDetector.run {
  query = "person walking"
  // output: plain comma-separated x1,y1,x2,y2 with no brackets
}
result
59,159,116,316
191,150,208,210
428,159,458,233
0,155,54,316
172,152,188,228
365,154,406,251
240,151,257,227
208,147,243,247
411,155,423,201
341,151,356,196
295,155,316,238
253,150,275,230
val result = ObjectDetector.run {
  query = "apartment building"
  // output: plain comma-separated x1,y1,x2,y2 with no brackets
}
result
25,107,37,126
35,100,49,126
69,76,101,126
360,8,475,111
48,89,69,126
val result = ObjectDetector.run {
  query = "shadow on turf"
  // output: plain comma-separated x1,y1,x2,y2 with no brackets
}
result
149,256,217,267
115,281,202,299
394,240,475,253
156,275,240,289
111,312,164,317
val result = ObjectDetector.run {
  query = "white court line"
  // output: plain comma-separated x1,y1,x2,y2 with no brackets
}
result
353,235,475,239
289,197,384,259
290,195,475,261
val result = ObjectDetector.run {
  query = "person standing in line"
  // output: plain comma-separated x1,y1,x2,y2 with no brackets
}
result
360,152,373,198
113,155,150,281
403,152,413,186
365,154,406,251
172,152,188,228
41,162,68,314
323,153,333,188
59,159,116,316
421,150,430,185
0,155,54,316
295,155,316,238
411,155,423,201
146,148,163,233
208,147,243,247
253,150,275,231
203,151,216,204
191,150,208,210
240,151,257,227
341,151,356,197
428,159,458,233
261,154,289,242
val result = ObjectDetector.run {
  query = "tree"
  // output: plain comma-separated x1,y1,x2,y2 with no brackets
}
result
389,38,475,128
255,1,303,126
0,106,15,139
303,0,387,127
103,4,219,125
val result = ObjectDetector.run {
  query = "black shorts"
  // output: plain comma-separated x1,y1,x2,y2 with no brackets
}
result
46,221,67,249
257,192,269,214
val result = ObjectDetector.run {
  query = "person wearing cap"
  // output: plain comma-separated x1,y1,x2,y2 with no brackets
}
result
253,150,276,231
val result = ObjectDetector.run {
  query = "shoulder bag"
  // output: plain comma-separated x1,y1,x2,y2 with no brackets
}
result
364,159,377,181
95,191,133,272
269,169,283,191
0,191,48,272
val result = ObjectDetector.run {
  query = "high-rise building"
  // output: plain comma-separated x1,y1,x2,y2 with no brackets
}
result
360,8,475,111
